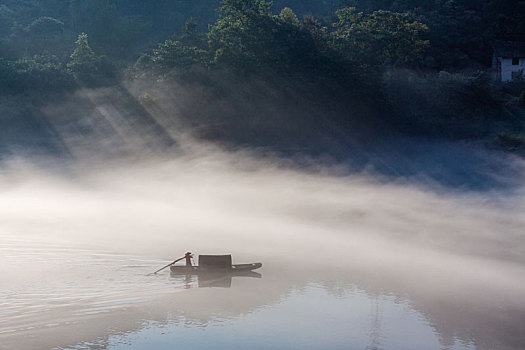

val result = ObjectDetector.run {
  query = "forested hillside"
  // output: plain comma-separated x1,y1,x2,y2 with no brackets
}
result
2,0,523,66
341,0,525,68
0,0,524,154
0,0,335,61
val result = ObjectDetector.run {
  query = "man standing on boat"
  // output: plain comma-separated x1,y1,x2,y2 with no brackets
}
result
184,252,193,266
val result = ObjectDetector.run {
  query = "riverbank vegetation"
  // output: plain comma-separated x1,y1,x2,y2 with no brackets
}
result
0,0,523,154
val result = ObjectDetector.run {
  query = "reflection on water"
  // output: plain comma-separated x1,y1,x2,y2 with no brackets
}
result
2,234,523,350
96,286,469,350
177,272,261,289
169,270,261,289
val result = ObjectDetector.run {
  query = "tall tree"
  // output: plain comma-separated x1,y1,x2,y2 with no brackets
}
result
152,18,207,69
208,0,285,69
67,32,115,85
68,33,96,73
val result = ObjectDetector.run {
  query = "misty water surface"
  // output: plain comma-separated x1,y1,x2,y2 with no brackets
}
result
1,143,524,350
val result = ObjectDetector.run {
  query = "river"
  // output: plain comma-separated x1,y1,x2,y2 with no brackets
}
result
1,148,524,350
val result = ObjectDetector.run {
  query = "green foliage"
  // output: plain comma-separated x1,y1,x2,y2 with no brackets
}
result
70,0,119,55
208,0,278,70
23,17,72,59
0,56,74,95
26,17,64,35
207,0,348,80
0,0,523,147
67,33,116,86
180,18,203,47
153,40,208,69
340,0,525,68
218,0,273,16
279,7,300,25
152,18,208,70
134,53,153,69
1,0,522,71
332,8,429,67
68,33,97,72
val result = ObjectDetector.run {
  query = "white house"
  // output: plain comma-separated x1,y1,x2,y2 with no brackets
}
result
492,41,525,82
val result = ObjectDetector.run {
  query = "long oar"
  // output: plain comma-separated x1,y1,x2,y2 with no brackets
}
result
150,256,185,275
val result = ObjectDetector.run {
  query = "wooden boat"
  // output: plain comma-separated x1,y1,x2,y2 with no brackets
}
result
169,254,262,275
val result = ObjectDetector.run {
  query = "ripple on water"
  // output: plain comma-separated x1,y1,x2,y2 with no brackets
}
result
0,234,187,337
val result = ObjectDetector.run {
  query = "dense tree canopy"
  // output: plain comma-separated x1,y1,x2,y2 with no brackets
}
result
67,33,116,86
1,0,524,69
332,8,429,67
341,0,525,67
0,0,523,146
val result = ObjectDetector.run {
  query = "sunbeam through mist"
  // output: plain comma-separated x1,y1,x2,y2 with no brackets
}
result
2,1,525,349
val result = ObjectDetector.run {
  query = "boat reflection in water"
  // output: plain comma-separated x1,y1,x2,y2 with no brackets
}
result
171,270,262,288
169,253,263,288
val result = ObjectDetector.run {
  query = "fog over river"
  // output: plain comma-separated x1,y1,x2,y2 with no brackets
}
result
1,137,524,349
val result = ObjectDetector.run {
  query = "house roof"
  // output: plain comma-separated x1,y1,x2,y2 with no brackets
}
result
492,41,525,58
